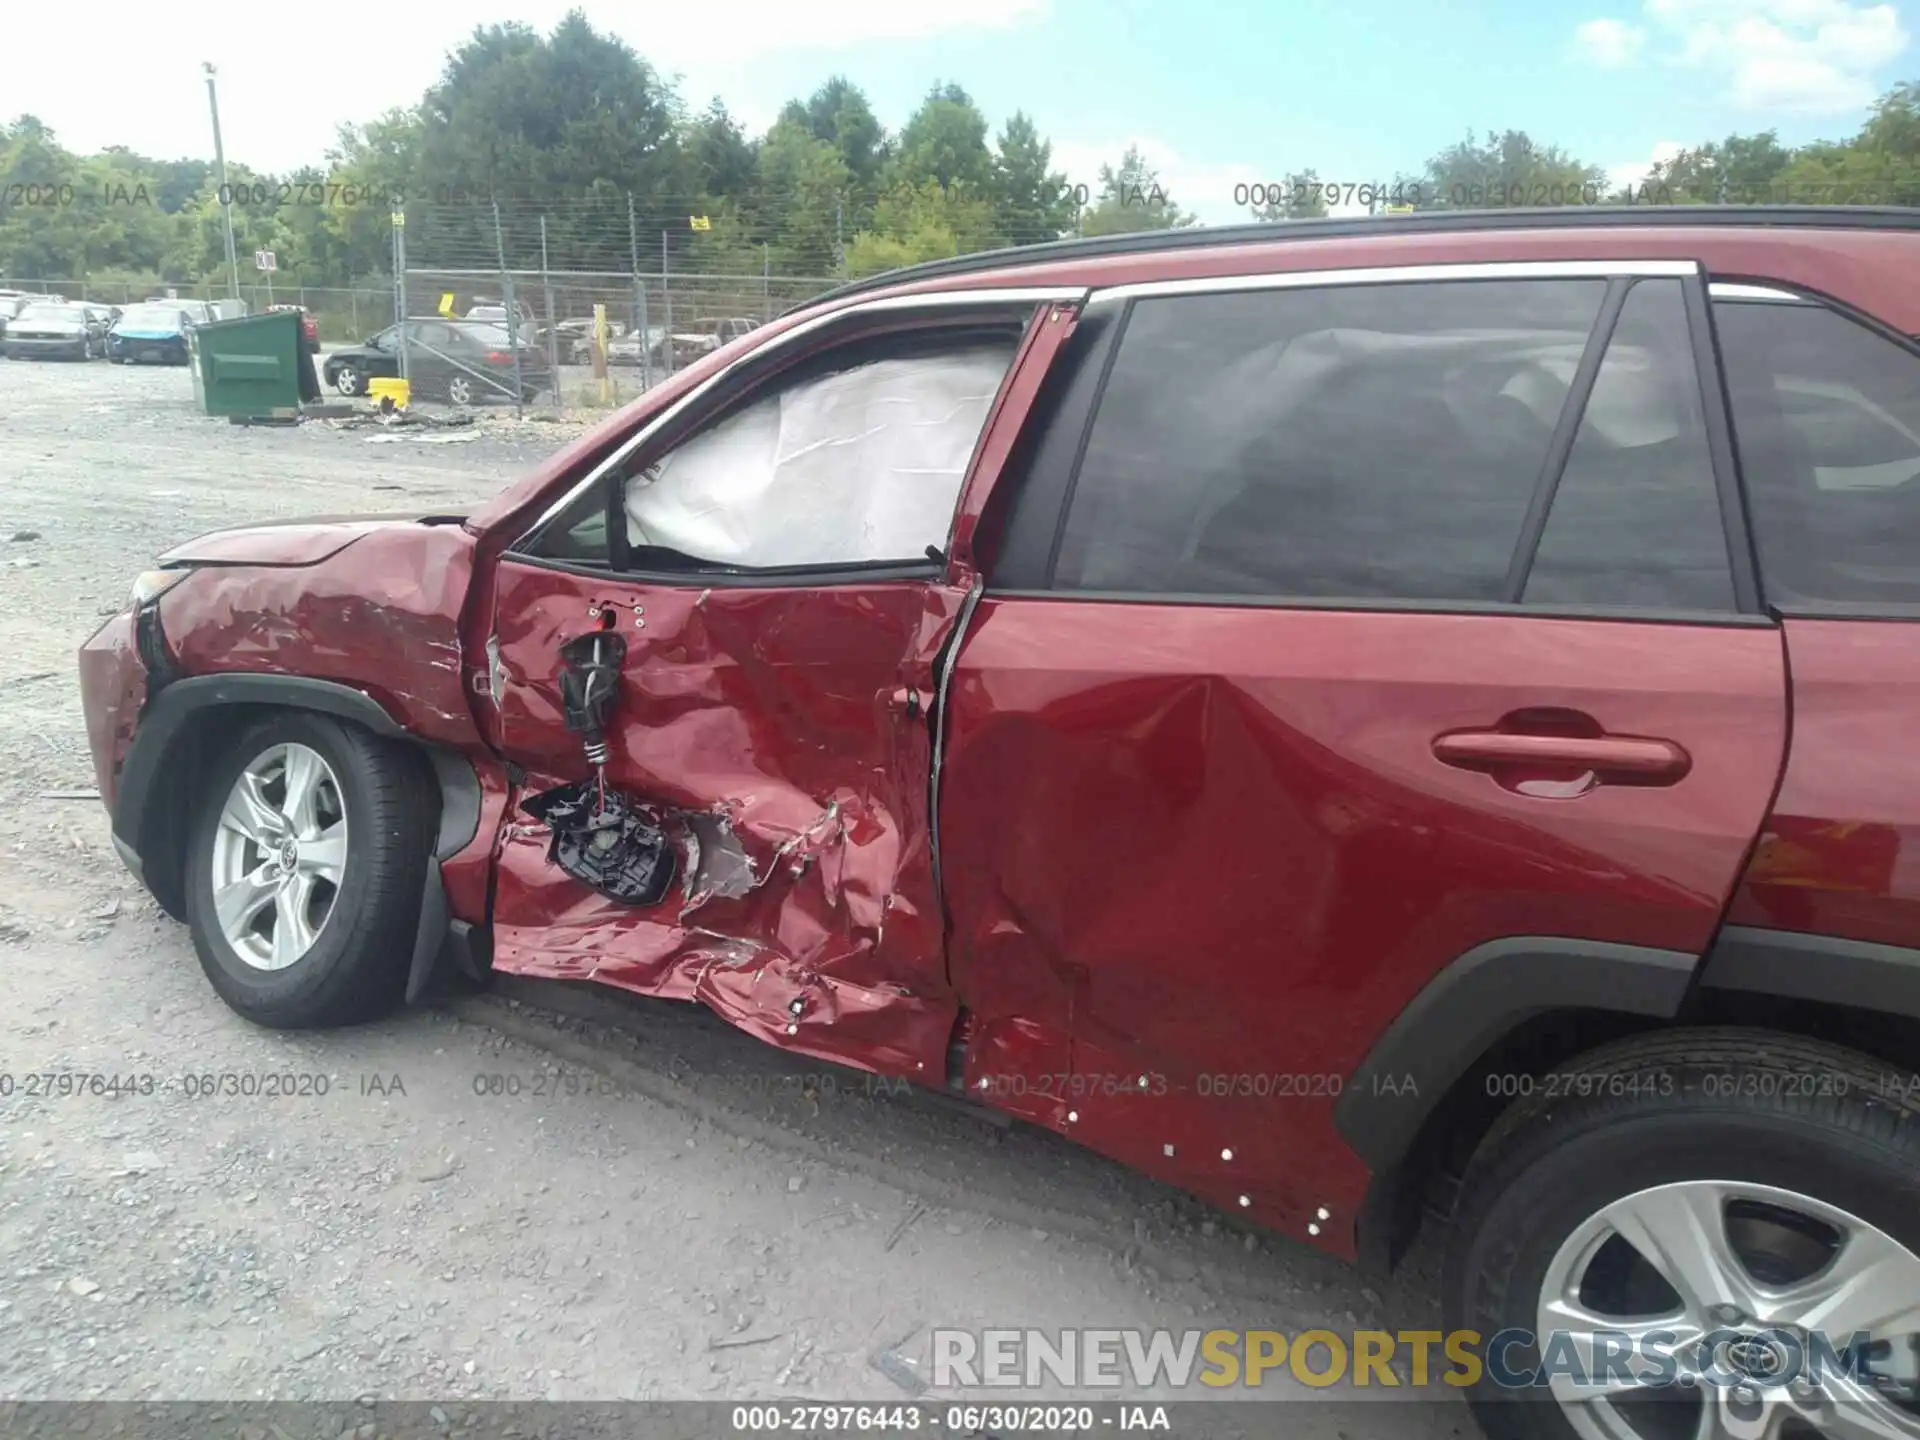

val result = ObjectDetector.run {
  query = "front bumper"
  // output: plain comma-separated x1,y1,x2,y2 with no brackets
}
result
77,608,147,830
109,336,188,364
7,335,89,359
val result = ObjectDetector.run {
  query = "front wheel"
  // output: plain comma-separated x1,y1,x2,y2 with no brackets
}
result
445,375,475,406
183,712,436,1028
332,364,362,396
1445,1029,1920,1440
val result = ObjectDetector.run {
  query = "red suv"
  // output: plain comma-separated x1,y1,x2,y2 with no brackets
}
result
78,208,1920,1434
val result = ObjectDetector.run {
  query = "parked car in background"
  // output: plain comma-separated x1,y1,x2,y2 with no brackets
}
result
174,299,214,328
266,302,321,351
322,318,552,404
464,301,540,346
660,315,762,369
107,304,194,365
1,294,35,344
607,326,668,368
84,302,121,333
0,293,62,344
79,207,1920,1440
4,301,104,359
551,316,627,364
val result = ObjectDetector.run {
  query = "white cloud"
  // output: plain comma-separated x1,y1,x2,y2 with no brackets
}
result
1604,139,1687,192
1572,0,1907,112
1575,18,1649,66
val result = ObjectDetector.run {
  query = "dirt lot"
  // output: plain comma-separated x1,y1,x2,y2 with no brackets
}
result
0,357,1465,1429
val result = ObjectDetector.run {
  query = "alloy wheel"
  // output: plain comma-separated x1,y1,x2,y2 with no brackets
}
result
446,375,474,405
208,742,349,971
334,366,360,395
1537,1179,1920,1439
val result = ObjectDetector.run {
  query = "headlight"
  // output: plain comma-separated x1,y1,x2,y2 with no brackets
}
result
130,569,191,607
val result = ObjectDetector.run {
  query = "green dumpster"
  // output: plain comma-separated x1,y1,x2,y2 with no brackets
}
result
190,308,320,420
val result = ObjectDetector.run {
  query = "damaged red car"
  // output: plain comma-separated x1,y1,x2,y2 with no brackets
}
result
80,207,1920,1435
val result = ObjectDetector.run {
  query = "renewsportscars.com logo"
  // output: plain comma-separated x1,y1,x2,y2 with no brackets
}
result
930,1327,1893,1393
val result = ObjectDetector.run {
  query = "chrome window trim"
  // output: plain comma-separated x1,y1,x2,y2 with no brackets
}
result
1708,281,1810,303
513,285,1088,549
1087,257,1700,305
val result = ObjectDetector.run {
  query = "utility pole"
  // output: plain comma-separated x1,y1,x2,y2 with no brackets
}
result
202,62,241,301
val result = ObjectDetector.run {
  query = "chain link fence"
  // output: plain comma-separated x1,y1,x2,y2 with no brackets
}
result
392,266,838,415
16,193,852,417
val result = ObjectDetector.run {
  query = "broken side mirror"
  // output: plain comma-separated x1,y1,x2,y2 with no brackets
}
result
557,628,626,766
519,781,678,907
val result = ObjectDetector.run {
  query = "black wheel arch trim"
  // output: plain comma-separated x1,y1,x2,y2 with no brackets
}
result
112,672,485,1003
1334,936,1698,1175
1697,924,1920,1021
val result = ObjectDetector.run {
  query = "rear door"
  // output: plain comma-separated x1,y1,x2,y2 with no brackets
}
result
479,293,1073,1078
1710,283,1920,948
939,259,1790,1235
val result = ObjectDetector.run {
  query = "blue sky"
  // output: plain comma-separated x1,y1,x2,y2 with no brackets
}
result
9,0,1915,222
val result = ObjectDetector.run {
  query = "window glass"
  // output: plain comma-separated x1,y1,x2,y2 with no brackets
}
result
621,340,1017,568
1524,279,1735,611
1051,279,1606,600
1714,298,1920,608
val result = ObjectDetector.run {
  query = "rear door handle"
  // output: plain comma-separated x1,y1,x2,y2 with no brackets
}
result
1433,731,1691,784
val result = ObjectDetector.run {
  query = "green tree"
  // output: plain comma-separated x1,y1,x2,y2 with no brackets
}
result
890,82,995,193
844,177,999,276
326,108,423,283
779,76,888,191
409,12,682,271
681,99,757,202
1248,168,1328,220
1418,130,1607,207
748,120,851,275
1080,145,1196,236
991,112,1075,244
1641,132,1795,203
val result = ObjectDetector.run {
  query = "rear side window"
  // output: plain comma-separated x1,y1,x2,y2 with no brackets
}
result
1049,277,1734,609
1714,298,1920,609
1054,280,1606,600
1524,280,1734,611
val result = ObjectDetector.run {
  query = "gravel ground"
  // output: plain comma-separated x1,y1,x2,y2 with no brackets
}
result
0,356,1465,1430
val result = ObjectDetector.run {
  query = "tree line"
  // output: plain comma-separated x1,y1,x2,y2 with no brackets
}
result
2,7,1917,291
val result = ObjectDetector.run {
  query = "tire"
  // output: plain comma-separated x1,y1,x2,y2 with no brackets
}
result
445,375,474,406
1445,1028,1920,1440
183,712,437,1029
332,365,361,396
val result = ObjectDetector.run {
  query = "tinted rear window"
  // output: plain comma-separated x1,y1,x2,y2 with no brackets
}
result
1715,298,1920,610
1523,279,1734,611
1051,279,1607,601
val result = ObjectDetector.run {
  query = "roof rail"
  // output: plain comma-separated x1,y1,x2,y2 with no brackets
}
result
793,204,1920,315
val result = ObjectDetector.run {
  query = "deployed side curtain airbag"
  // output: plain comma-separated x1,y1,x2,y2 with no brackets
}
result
624,343,1015,567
